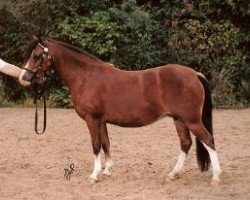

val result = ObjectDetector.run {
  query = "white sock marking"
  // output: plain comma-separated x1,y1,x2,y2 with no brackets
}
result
89,153,102,181
168,151,187,179
202,142,222,181
103,158,114,176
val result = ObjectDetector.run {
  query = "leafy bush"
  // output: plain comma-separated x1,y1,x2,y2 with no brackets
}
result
109,0,168,69
0,0,249,107
49,86,73,108
166,10,248,105
57,11,120,60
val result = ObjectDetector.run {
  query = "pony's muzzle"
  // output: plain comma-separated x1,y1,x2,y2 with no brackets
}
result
23,71,35,82
19,70,35,86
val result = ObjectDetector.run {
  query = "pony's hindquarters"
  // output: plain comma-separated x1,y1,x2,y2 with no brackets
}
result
169,71,222,184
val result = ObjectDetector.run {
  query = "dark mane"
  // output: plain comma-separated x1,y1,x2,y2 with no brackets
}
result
23,40,39,64
47,39,101,62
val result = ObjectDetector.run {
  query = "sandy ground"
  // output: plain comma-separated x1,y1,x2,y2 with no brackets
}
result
0,108,249,200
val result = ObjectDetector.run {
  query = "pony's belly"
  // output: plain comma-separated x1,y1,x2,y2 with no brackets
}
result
108,120,146,128
106,112,169,128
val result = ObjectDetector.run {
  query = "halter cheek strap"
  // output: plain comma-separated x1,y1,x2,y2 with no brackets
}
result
38,43,49,53
38,43,52,61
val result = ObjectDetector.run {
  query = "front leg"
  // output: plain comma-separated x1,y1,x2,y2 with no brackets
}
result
89,153,102,183
100,122,114,176
85,115,102,183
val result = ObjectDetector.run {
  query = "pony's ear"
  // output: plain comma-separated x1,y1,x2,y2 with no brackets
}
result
32,35,43,43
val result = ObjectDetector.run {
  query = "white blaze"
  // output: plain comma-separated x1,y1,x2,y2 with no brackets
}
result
19,60,32,86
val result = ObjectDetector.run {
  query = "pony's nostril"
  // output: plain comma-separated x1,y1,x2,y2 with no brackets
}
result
23,71,35,82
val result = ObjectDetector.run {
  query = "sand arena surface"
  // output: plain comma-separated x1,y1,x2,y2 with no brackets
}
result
0,108,249,200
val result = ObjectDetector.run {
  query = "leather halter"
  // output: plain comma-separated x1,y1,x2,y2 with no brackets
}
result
24,42,51,134
23,42,52,75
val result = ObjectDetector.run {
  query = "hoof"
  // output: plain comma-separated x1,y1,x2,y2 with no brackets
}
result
102,170,112,176
211,179,220,187
168,172,179,181
102,161,114,177
88,176,98,184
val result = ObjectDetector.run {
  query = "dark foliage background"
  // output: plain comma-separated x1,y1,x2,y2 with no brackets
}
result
0,0,249,107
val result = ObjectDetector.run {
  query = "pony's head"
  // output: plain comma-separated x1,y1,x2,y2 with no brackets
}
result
19,35,53,86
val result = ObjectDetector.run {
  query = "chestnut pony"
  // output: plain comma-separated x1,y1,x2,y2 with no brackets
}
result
19,37,221,185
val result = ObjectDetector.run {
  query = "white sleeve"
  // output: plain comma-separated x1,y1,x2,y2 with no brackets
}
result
0,59,7,70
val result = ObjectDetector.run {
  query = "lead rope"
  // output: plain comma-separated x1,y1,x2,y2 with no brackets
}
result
33,83,47,134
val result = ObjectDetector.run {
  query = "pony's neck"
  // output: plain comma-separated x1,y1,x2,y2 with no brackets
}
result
48,41,103,88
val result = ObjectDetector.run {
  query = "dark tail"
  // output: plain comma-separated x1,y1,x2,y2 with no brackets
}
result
196,73,213,171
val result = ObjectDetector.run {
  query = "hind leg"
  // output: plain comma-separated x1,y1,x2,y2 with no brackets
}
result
100,122,114,176
187,122,222,184
168,119,192,180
